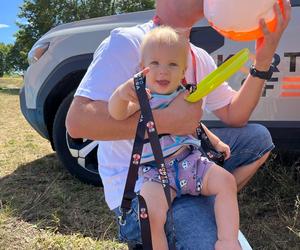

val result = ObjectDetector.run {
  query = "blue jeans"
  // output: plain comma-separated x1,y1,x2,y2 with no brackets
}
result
113,124,274,249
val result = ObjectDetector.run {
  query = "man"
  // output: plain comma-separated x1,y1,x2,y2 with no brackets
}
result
66,0,291,249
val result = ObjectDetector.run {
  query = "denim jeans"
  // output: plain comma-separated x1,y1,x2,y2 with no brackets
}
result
113,124,275,249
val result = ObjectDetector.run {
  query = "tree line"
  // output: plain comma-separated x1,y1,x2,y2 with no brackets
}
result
0,0,154,77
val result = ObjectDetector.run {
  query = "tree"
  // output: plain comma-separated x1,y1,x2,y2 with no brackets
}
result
0,51,4,77
114,0,154,13
0,43,13,76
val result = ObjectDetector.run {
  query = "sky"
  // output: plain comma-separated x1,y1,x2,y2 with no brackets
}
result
0,0,25,45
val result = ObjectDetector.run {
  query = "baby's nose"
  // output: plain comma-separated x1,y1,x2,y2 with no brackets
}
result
158,64,169,73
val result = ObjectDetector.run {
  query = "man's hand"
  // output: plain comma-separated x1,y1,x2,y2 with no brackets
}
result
214,0,291,127
157,90,203,136
255,0,291,71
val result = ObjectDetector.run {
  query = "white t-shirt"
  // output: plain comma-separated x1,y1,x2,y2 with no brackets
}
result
75,20,235,210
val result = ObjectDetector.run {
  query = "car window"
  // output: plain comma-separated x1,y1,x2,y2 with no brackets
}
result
292,0,300,6
190,27,224,54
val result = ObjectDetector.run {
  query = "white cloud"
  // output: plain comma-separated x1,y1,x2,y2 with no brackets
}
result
0,24,10,29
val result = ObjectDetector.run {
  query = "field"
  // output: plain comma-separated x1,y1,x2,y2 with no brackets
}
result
0,77,299,249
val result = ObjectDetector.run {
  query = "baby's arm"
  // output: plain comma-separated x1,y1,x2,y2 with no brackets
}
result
108,78,141,120
201,123,220,146
200,123,231,159
109,68,150,120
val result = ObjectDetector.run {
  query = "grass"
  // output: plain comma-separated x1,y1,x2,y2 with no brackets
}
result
0,77,126,250
0,77,299,249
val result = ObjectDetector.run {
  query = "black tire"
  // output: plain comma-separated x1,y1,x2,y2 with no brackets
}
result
53,92,102,186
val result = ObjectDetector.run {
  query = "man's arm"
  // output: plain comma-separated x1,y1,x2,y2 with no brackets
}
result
66,91,203,141
66,96,138,140
213,1,291,127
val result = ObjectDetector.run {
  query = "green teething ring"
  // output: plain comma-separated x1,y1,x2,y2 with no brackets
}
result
186,48,249,102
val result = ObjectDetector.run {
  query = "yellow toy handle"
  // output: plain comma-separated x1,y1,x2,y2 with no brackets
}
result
186,48,249,102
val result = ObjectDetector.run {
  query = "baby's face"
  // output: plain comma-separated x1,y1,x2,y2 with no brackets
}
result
142,43,187,95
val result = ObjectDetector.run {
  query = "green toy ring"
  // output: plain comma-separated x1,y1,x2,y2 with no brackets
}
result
186,48,249,102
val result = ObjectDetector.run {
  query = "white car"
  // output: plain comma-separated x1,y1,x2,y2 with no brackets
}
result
20,1,300,186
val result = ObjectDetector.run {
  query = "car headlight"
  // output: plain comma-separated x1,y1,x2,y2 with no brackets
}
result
28,42,50,65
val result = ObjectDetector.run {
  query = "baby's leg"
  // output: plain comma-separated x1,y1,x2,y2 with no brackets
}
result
140,181,176,250
200,164,241,250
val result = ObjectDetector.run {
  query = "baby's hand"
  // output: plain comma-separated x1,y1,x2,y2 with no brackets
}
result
118,68,150,104
214,141,231,160
215,239,241,250
145,88,152,100
118,79,139,104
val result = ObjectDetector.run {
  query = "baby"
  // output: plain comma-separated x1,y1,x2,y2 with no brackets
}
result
108,26,241,250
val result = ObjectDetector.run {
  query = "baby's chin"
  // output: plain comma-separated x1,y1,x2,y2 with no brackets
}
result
152,88,177,95
147,81,179,95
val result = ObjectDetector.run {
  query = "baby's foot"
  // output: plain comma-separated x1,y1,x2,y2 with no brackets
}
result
215,239,242,250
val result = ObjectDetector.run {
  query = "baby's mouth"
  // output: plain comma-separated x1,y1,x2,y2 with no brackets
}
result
156,80,170,86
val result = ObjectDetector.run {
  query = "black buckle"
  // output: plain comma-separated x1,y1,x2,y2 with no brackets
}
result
118,191,136,226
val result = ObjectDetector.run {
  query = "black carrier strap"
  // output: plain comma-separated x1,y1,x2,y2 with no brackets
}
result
138,195,153,250
119,113,146,225
119,72,176,250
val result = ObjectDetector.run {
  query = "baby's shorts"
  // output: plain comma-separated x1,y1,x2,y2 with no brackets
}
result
140,147,215,196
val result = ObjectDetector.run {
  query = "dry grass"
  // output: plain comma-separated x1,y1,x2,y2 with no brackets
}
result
0,77,299,249
239,152,300,249
0,77,126,249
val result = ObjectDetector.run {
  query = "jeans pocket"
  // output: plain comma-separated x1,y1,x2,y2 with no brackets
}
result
116,200,142,244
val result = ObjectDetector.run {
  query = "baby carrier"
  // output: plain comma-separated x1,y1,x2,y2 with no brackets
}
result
118,72,225,250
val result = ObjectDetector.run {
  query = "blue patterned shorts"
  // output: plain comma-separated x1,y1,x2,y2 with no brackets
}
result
140,147,214,196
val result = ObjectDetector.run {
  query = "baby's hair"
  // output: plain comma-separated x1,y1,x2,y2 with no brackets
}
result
140,26,189,65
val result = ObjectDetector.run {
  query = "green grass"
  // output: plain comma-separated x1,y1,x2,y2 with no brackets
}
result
0,77,299,249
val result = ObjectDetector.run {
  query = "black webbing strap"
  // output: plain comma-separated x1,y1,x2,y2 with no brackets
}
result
119,113,146,225
138,195,153,250
134,74,174,209
119,72,177,250
134,72,176,250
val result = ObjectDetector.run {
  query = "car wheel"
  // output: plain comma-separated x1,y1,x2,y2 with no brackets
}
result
52,92,102,186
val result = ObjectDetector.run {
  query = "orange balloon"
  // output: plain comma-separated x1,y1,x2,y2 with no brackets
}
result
205,0,283,41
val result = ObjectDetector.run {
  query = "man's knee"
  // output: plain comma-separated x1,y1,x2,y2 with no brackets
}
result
237,124,274,162
240,124,272,146
212,124,274,172
252,150,271,168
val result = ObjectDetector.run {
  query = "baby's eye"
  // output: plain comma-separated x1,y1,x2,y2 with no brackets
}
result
150,61,159,66
169,63,178,67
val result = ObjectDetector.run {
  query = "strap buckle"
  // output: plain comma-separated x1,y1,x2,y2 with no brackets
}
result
118,206,133,226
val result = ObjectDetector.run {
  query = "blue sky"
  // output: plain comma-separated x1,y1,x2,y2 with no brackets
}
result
0,0,25,44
